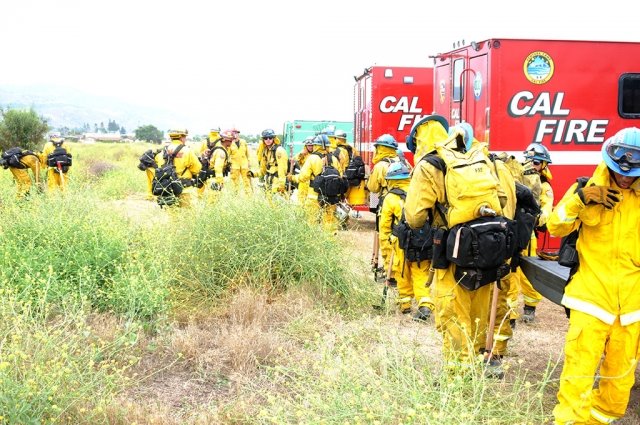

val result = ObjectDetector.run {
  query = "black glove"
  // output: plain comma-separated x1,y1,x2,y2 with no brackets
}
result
247,170,254,178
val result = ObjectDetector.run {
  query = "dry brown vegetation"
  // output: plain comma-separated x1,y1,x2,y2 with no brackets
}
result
71,210,638,424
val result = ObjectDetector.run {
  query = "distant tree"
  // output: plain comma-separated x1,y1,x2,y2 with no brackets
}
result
94,123,98,132
134,124,164,144
99,122,107,134
0,107,50,151
107,119,119,132
119,126,126,134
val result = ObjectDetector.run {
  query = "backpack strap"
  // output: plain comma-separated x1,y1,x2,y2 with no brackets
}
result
420,154,446,176
387,187,407,201
166,144,185,165
344,145,354,161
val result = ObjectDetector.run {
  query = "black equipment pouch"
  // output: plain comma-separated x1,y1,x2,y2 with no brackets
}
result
431,227,450,269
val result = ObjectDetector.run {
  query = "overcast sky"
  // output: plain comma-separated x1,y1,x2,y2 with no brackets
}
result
1,0,638,135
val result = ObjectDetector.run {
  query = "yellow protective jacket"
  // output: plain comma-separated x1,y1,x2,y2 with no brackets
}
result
157,140,202,181
257,144,288,191
42,140,72,169
212,143,231,184
292,148,341,197
230,138,250,169
294,150,312,167
404,156,447,230
548,162,640,325
379,179,410,263
15,151,43,173
492,158,517,220
334,142,354,174
199,139,217,156
367,145,399,196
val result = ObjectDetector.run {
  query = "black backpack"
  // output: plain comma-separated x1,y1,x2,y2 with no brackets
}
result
389,188,435,267
152,144,187,206
138,149,160,171
558,177,590,269
343,145,366,186
47,141,72,173
310,152,348,205
2,147,26,169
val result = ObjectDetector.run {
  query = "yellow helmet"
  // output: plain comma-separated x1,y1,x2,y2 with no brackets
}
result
168,127,188,138
209,127,220,139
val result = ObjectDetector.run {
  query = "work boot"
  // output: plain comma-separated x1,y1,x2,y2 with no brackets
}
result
412,306,432,322
522,306,536,323
510,319,516,330
483,356,505,379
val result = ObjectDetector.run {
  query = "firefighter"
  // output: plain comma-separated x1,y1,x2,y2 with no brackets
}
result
293,136,315,205
157,127,201,208
287,134,341,230
367,134,400,270
138,147,163,201
250,129,288,195
405,116,508,376
209,130,233,193
42,136,72,193
333,129,351,173
0,148,44,199
229,128,251,192
518,142,554,323
380,161,435,320
550,127,640,425
197,128,221,198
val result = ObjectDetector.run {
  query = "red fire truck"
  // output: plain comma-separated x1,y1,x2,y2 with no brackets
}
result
433,38,640,204
352,66,434,210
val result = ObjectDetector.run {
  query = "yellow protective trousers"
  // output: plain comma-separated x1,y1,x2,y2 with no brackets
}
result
304,195,337,231
10,167,34,199
391,242,435,312
553,311,640,425
230,167,251,192
518,233,542,307
47,168,69,193
492,273,515,356
433,267,492,366
145,167,155,199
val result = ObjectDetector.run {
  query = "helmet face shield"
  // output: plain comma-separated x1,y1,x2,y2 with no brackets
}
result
606,142,640,172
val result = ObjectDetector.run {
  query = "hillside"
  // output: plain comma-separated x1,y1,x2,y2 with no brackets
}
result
0,84,209,134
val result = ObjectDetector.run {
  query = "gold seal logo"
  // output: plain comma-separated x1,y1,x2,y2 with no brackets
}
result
524,51,554,84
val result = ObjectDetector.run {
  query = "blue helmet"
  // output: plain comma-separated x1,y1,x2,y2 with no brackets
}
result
312,134,330,149
320,126,335,136
448,122,474,152
385,162,411,180
374,134,398,149
261,129,276,139
602,127,640,177
523,143,552,163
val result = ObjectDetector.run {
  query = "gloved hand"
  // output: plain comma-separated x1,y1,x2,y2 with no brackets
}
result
247,170,254,178
286,174,293,181
577,185,620,209
538,250,559,261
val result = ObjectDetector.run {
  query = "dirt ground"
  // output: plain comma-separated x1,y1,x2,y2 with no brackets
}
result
341,210,640,423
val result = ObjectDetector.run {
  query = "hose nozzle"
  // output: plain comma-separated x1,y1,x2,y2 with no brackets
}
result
479,205,497,217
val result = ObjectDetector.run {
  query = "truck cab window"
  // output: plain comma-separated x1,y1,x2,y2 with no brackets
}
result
453,58,465,102
619,74,640,118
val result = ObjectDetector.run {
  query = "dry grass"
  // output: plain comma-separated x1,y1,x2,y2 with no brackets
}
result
73,205,640,424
